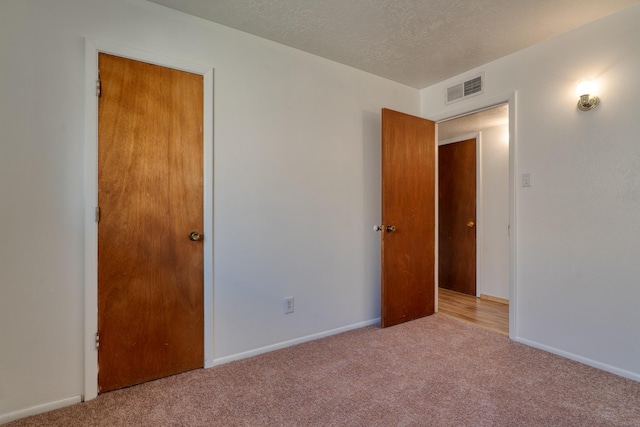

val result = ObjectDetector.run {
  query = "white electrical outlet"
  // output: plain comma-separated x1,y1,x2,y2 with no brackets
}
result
284,297,294,314
522,173,532,187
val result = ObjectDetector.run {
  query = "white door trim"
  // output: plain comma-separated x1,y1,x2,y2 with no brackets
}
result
83,38,214,401
430,91,517,340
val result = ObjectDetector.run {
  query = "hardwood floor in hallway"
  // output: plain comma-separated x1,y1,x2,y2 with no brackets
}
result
437,288,509,335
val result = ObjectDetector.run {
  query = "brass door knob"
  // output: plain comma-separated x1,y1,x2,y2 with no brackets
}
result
385,225,396,232
466,221,475,228
189,231,203,241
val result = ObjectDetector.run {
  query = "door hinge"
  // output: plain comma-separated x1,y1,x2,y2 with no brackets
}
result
95,332,100,350
95,206,100,223
96,78,101,97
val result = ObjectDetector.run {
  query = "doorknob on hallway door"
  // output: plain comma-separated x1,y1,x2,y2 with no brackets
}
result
188,231,203,241
466,221,475,228
373,225,396,232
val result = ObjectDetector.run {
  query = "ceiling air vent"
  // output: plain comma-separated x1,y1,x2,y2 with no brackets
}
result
445,73,484,104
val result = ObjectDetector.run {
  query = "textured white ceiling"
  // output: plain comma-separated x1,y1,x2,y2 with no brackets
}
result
146,0,639,88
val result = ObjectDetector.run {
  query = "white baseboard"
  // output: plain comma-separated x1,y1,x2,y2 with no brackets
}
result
0,395,82,425
213,318,381,366
515,337,640,382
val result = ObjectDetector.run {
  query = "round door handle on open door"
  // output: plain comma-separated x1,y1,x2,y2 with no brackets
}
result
374,225,396,232
188,231,203,241
466,221,475,228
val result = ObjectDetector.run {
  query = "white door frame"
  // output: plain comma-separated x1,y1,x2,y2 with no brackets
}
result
429,91,517,340
83,38,214,401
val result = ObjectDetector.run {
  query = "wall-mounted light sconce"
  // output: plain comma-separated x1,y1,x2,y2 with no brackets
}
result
576,79,600,111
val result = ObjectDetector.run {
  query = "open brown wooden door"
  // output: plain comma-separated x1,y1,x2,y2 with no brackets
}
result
97,53,204,392
380,109,436,328
438,138,477,296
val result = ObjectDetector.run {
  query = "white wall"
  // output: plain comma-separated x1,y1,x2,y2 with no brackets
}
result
480,125,510,300
422,4,640,379
0,0,418,420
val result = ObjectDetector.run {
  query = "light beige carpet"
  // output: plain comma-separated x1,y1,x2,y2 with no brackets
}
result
9,315,640,426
